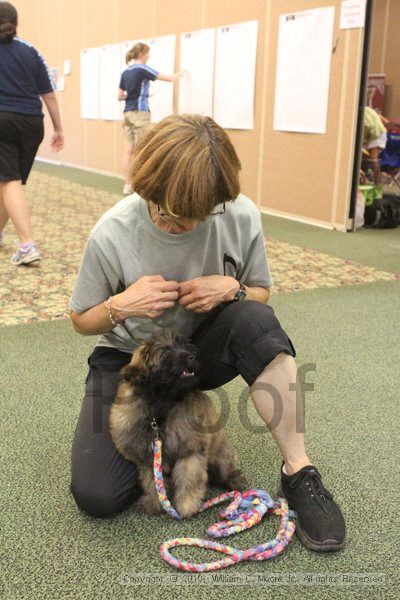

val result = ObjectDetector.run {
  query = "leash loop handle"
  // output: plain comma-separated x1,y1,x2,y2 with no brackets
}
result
152,438,296,572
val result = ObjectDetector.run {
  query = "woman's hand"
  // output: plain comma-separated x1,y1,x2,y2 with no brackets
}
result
112,275,179,319
50,131,64,152
178,276,240,313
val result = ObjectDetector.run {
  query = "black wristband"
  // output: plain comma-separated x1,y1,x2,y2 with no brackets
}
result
233,283,247,301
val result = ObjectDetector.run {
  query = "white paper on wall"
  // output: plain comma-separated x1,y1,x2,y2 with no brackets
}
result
273,7,335,134
80,47,100,119
213,20,258,130
178,28,215,116
50,67,57,88
99,43,123,120
63,59,72,75
147,35,175,122
57,76,65,92
339,0,366,30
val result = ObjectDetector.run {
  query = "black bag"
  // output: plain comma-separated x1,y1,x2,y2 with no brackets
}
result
364,196,400,229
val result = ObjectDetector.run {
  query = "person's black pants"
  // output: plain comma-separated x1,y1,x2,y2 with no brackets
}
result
70,301,296,517
0,111,44,184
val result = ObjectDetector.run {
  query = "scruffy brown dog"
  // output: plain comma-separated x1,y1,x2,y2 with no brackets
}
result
109,333,247,517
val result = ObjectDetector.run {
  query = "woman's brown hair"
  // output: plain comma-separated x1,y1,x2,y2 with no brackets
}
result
125,42,149,64
0,1,17,43
130,114,241,219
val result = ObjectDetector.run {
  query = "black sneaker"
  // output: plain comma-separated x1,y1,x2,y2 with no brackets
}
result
280,463,346,552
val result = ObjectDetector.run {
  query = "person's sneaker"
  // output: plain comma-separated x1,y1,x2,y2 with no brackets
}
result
280,463,345,552
10,245,42,266
122,183,133,194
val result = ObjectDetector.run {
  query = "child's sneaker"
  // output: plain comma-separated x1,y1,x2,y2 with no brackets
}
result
10,245,42,265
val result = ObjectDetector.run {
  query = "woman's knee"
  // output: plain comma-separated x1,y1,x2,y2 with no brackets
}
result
69,480,140,518
221,301,296,385
222,300,282,337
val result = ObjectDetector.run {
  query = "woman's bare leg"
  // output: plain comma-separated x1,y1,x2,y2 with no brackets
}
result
0,181,33,243
122,142,135,185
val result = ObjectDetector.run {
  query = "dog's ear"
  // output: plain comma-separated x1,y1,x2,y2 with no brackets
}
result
121,362,140,383
121,345,150,383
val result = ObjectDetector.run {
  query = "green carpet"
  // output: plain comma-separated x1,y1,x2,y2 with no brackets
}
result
261,214,400,275
2,280,399,599
2,162,399,598
34,160,123,195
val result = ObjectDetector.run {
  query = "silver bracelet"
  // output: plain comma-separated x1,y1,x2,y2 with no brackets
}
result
104,296,124,327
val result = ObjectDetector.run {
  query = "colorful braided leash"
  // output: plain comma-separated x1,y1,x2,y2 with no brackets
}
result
151,422,296,572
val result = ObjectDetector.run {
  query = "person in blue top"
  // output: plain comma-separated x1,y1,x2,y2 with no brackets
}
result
118,42,184,194
0,1,64,265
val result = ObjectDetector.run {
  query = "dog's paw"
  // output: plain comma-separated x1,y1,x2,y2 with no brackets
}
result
135,494,162,516
175,495,203,518
226,469,249,492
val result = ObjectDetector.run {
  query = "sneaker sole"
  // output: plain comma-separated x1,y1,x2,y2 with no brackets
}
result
277,487,345,552
295,522,345,552
22,254,41,265
11,254,42,266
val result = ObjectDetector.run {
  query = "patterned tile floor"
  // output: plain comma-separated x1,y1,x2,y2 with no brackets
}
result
0,172,398,326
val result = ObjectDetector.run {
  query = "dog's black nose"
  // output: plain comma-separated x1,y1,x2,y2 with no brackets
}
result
187,354,196,366
180,352,196,370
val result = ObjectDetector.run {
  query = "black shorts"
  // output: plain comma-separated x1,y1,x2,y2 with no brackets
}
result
0,111,44,185
70,300,296,518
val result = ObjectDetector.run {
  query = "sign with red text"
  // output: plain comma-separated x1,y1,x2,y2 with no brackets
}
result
339,0,366,30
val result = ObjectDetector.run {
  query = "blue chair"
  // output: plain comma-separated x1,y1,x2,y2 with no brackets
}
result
380,133,400,196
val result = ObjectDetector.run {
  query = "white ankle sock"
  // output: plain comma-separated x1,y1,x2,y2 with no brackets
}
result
20,241,35,251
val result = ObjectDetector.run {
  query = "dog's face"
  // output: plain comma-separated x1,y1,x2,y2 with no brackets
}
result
121,334,201,400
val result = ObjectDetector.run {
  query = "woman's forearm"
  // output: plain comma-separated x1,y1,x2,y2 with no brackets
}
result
41,91,63,132
245,286,270,304
157,71,185,83
70,284,270,336
70,302,116,336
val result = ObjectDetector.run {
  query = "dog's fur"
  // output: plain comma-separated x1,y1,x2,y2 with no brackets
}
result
109,333,247,517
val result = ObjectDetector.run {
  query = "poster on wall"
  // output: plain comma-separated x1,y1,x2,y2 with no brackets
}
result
178,28,215,116
80,47,100,119
99,44,123,121
63,59,72,75
213,20,258,130
339,0,366,30
273,7,335,134
146,35,175,123
57,76,65,92
49,67,57,89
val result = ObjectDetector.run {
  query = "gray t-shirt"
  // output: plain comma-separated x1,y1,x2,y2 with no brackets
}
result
69,193,272,353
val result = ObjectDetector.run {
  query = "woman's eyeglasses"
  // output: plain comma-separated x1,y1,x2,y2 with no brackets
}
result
157,202,226,218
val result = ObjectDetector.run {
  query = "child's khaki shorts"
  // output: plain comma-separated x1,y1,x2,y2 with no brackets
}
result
122,110,151,144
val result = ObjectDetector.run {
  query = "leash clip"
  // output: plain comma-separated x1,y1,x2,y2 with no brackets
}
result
151,418,160,441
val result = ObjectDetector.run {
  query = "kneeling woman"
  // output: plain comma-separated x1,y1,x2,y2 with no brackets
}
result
69,114,345,553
